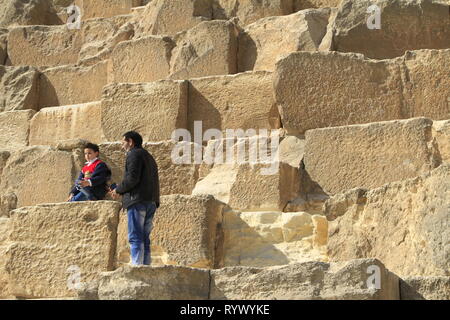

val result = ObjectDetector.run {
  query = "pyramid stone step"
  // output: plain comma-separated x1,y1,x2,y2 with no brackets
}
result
0,217,11,299
6,201,121,299
433,120,450,163
327,0,450,59
325,164,450,278
0,29,7,65
0,0,62,28
116,194,226,269
0,66,39,113
238,8,330,72
29,101,104,146
0,110,35,151
274,49,450,135
75,0,143,20
400,276,450,300
294,0,342,11
221,210,327,268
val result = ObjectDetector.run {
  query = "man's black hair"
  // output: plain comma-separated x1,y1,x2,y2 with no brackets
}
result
123,131,143,148
84,142,99,153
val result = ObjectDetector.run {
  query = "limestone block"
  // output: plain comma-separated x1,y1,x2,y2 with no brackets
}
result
433,120,450,163
0,217,11,298
0,0,61,28
76,0,141,19
6,201,121,298
0,110,35,151
325,164,450,277
304,118,438,194
0,66,39,113
0,29,7,65
294,0,342,11
400,276,450,300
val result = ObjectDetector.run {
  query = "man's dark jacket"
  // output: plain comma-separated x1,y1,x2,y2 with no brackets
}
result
116,147,160,210
70,161,112,200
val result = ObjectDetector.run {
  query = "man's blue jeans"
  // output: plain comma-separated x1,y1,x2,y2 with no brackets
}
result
127,202,157,266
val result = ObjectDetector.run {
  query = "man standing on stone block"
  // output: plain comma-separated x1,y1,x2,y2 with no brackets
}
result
111,131,160,266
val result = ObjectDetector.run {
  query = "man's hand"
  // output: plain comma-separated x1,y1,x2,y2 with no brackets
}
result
110,189,120,200
79,180,90,188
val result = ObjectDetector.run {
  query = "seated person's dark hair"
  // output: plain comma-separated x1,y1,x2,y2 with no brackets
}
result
84,142,100,153
124,131,143,148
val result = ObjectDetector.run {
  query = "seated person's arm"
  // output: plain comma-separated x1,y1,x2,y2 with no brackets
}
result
70,171,84,195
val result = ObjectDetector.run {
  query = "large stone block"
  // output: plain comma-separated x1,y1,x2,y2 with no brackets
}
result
29,102,104,146
294,0,342,11
0,0,61,28
400,276,450,300
0,110,35,151
304,118,438,194
325,164,450,277
39,61,108,108
330,0,450,59
0,66,39,113
433,120,450,163
8,26,82,67
210,258,400,300
101,81,188,142
0,217,11,298
75,0,141,19
6,201,121,298
238,9,330,72
116,195,226,269
0,29,7,65
188,72,278,133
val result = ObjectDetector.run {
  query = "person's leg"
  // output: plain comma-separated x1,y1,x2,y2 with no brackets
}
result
69,192,88,202
78,187,97,201
127,203,146,265
143,202,157,265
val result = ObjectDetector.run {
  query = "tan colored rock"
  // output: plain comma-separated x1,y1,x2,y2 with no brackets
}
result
212,0,293,26
0,0,61,28
135,0,212,37
0,110,35,150
433,120,450,163
39,61,108,108
110,35,175,83
221,210,327,267
0,217,11,298
325,164,450,277
294,0,342,10
279,135,305,169
210,258,400,300
117,195,226,269
400,277,450,300
330,0,450,59
75,0,141,19
0,146,75,210
305,118,439,195
188,72,278,133
0,29,7,65
238,9,330,72
8,26,82,67
169,20,238,79
6,201,121,298
101,81,188,142
29,101,104,146
0,66,39,112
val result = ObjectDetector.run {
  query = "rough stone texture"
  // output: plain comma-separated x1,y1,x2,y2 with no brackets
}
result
212,0,293,26
294,0,342,11
238,9,330,72
221,210,327,267
29,101,104,146
101,81,187,142
325,164,450,277
0,110,35,151
135,0,212,37
0,0,61,28
116,195,225,269
433,120,450,163
0,29,7,65
39,61,108,108
188,72,278,133
0,66,39,113
6,201,121,298
7,26,82,67
274,50,450,135
210,258,400,300
304,118,439,195
75,0,141,19
400,276,450,300
169,20,238,80
90,265,210,300
0,146,75,212
0,217,11,298
279,135,305,169
330,0,450,59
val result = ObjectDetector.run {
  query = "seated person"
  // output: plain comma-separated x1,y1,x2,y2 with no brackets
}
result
68,143,112,202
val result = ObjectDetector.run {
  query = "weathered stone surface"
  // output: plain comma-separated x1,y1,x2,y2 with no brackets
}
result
213,0,293,26
400,276,450,300
330,0,450,59
6,201,121,298
221,210,327,267
188,72,278,133
8,26,82,67
169,20,238,79
304,118,438,194
39,62,108,108
279,135,305,169
0,110,35,150
210,258,400,300
135,0,212,37
0,217,11,298
433,120,450,163
101,81,188,142
325,164,450,277
0,146,75,211
0,29,7,65
238,9,330,72
0,66,39,113
117,195,226,269
29,102,104,146
0,0,61,28
294,0,342,11
75,0,141,19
